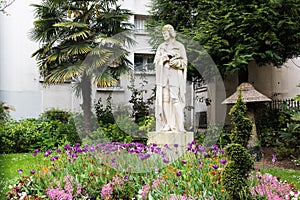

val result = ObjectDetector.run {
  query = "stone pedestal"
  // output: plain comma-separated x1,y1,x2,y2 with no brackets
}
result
147,131,194,157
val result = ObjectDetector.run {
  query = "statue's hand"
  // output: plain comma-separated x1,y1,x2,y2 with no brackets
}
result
170,58,183,70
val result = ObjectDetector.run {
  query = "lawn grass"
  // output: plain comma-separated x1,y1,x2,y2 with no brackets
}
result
0,153,43,199
261,167,300,190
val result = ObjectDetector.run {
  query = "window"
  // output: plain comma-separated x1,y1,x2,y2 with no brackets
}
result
197,111,207,128
134,15,148,33
134,54,155,72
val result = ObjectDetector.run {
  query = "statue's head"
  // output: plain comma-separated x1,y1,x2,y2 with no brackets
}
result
162,24,176,38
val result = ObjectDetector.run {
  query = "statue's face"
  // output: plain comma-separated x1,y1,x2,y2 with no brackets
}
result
162,30,171,41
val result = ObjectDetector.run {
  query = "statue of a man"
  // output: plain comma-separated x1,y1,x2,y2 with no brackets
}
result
154,24,187,132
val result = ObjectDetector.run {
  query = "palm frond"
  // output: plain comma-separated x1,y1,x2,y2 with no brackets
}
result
61,43,93,55
89,48,110,56
44,63,85,84
64,30,91,41
53,21,89,28
72,77,83,98
95,34,122,46
93,72,118,88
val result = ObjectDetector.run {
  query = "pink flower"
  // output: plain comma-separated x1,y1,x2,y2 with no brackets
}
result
101,183,113,199
141,184,150,199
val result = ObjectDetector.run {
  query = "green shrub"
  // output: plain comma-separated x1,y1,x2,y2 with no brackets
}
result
40,108,72,123
221,144,254,200
95,95,115,125
99,122,133,143
0,117,80,153
255,105,282,147
229,90,253,147
221,91,254,200
127,73,155,124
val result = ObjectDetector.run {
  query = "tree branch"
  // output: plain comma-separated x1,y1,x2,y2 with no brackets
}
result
0,0,15,13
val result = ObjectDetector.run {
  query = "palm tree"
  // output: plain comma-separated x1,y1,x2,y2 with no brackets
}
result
30,0,135,137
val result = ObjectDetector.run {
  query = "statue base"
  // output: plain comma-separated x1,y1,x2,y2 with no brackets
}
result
147,131,194,156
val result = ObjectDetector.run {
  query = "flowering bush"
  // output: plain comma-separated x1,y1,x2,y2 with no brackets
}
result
250,171,300,200
5,141,300,200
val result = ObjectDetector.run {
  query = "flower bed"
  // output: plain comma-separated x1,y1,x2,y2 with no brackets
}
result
6,142,300,200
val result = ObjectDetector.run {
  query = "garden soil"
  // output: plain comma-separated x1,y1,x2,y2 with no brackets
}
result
255,147,300,170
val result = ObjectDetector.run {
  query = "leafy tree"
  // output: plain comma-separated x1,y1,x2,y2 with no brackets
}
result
150,0,300,84
30,0,134,136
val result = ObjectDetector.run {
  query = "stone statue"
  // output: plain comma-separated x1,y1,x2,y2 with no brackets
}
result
154,24,187,132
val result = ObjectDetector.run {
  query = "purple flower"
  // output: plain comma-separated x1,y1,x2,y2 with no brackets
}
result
123,176,129,181
197,145,205,152
140,153,151,161
182,160,187,164
64,144,71,151
30,170,35,174
212,144,218,151
56,149,61,153
258,175,262,179
176,171,181,176
220,149,225,154
272,153,277,163
174,144,179,148
17,169,22,173
212,164,218,169
220,159,227,165
33,149,39,156
163,158,170,164
164,144,171,150
198,161,203,166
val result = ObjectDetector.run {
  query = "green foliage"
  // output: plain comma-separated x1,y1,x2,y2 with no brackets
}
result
221,144,254,200
294,95,300,102
40,108,72,123
229,91,253,147
98,115,134,143
150,0,300,76
138,115,155,133
95,94,115,125
127,73,155,124
255,105,282,147
276,110,300,160
30,0,134,136
0,110,80,153
195,124,230,147
221,92,254,199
